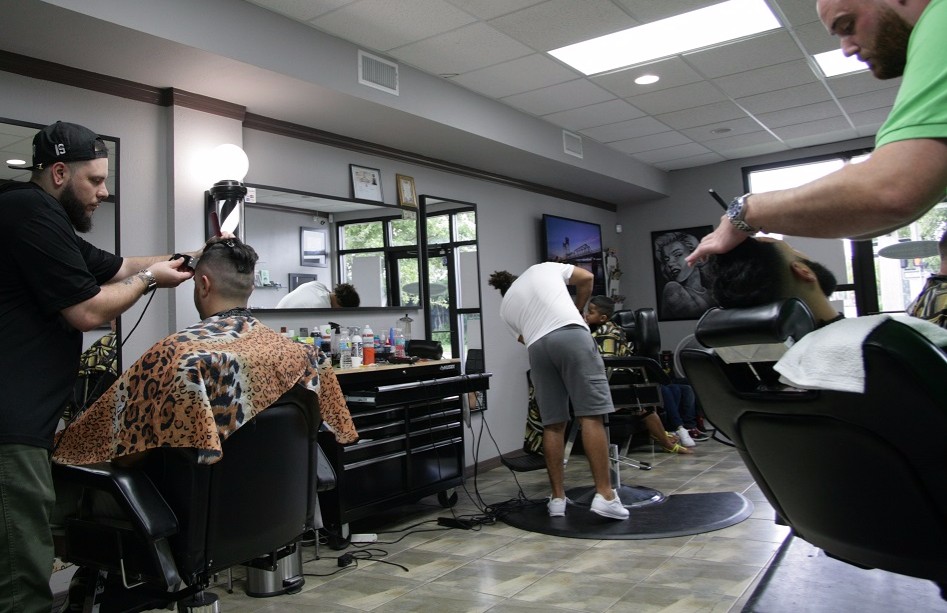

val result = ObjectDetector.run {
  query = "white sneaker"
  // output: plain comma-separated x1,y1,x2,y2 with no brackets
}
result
547,496,568,517
675,426,696,447
590,490,630,520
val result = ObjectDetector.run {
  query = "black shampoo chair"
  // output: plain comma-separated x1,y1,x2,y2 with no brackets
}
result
681,299,947,598
53,385,325,611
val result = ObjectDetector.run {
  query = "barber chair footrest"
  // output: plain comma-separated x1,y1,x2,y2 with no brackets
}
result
245,546,305,598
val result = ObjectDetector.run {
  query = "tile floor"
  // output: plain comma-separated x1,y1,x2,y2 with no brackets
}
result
186,438,794,613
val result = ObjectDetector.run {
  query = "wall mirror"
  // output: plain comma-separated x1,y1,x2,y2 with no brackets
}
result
242,184,421,311
0,117,121,363
419,195,486,409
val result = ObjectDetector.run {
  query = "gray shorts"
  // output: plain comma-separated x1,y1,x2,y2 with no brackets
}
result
528,325,614,426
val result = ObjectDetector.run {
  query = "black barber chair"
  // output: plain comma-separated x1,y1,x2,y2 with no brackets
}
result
53,385,325,611
681,299,947,599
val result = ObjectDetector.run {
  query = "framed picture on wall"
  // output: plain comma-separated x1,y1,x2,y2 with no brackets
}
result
289,272,319,292
396,174,417,208
650,225,717,321
300,226,329,268
350,164,383,201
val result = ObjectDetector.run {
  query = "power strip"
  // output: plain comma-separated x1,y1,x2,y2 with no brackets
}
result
350,533,377,543
437,517,474,530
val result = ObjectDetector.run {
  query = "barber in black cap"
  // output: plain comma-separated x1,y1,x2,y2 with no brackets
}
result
0,121,199,611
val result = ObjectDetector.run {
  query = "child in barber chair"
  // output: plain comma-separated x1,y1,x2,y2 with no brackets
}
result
585,296,694,454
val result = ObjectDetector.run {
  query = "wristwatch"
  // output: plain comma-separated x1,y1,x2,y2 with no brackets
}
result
138,269,158,295
726,193,759,235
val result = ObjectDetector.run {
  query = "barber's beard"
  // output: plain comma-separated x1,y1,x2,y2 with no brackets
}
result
60,180,93,233
802,259,838,297
871,6,912,80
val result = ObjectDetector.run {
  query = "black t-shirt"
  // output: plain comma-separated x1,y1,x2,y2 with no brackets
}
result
0,182,122,448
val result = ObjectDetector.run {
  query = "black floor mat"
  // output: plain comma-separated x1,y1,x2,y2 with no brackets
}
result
499,491,753,540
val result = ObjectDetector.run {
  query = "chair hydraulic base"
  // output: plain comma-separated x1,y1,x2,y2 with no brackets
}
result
566,444,665,509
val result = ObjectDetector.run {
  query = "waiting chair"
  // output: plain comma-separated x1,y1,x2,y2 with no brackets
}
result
681,299,947,598
52,385,325,611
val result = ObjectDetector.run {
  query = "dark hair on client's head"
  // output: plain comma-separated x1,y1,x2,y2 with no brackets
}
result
195,237,259,300
334,283,360,307
488,271,518,296
708,238,787,309
589,295,615,317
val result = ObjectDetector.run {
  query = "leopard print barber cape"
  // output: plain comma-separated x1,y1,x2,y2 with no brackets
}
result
53,315,358,465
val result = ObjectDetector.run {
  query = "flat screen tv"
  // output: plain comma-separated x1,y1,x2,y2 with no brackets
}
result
541,214,607,296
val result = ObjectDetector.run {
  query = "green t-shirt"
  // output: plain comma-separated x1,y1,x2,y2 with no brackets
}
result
875,0,947,148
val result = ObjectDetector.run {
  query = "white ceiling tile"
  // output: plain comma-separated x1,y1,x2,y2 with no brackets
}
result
837,88,899,114
592,57,704,97
310,0,476,51
625,81,727,115
770,0,823,26
679,117,764,142
247,0,353,22
488,0,638,51
501,78,614,116
609,131,694,155
714,60,817,99
772,116,857,141
449,53,576,98
542,99,645,131
656,101,748,130
656,151,727,170
828,72,901,98
580,116,671,142
683,31,804,79
755,100,843,129
737,82,832,115
614,0,714,22
849,107,892,130
632,142,712,164
445,0,546,20
703,130,788,157
792,20,837,56
390,22,532,75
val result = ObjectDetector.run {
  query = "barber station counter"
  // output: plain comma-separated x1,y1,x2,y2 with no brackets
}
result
319,359,490,541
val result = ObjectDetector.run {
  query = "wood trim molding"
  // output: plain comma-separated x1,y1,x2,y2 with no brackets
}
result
0,50,615,210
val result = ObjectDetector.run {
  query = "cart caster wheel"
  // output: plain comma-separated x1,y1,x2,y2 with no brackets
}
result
438,489,458,508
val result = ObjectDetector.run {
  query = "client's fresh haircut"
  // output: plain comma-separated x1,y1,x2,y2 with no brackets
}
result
488,271,518,296
708,238,787,308
334,283,360,307
195,237,258,301
589,295,615,318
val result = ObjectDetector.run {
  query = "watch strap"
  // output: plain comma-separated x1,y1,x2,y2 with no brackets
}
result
727,193,759,235
138,269,158,295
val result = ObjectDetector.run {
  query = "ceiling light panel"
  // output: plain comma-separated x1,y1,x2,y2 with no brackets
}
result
814,49,869,77
549,0,782,76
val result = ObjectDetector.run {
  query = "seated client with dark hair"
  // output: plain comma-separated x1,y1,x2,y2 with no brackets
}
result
707,237,947,393
54,237,358,467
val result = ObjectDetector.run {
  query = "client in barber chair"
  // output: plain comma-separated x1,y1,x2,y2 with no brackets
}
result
707,237,947,389
53,236,358,467
584,296,693,455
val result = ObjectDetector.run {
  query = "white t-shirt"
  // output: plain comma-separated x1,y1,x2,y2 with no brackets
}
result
276,281,332,308
499,262,588,347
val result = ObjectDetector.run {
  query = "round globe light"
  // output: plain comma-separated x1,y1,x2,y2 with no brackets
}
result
210,144,249,182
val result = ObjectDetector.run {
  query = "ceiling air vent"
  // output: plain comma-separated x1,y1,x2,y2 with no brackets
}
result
562,130,583,159
358,50,399,95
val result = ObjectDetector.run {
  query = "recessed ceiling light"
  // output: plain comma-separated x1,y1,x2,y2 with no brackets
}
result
6,159,26,166
634,74,660,85
549,0,781,76
813,49,868,77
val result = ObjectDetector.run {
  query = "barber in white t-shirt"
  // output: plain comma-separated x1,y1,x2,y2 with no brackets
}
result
489,262,628,520
276,281,360,309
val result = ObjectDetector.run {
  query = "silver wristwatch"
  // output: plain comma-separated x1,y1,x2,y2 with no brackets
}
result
726,193,759,235
138,269,158,294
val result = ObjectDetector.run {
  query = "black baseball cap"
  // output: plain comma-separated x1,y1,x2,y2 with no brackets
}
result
8,121,108,171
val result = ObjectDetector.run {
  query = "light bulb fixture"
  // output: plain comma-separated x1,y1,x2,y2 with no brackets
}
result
634,74,660,85
204,144,249,241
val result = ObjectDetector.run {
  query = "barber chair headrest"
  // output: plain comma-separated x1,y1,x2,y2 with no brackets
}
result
695,298,816,349
634,307,661,361
611,310,637,337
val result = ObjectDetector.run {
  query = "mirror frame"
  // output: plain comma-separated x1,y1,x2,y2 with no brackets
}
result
242,183,423,313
